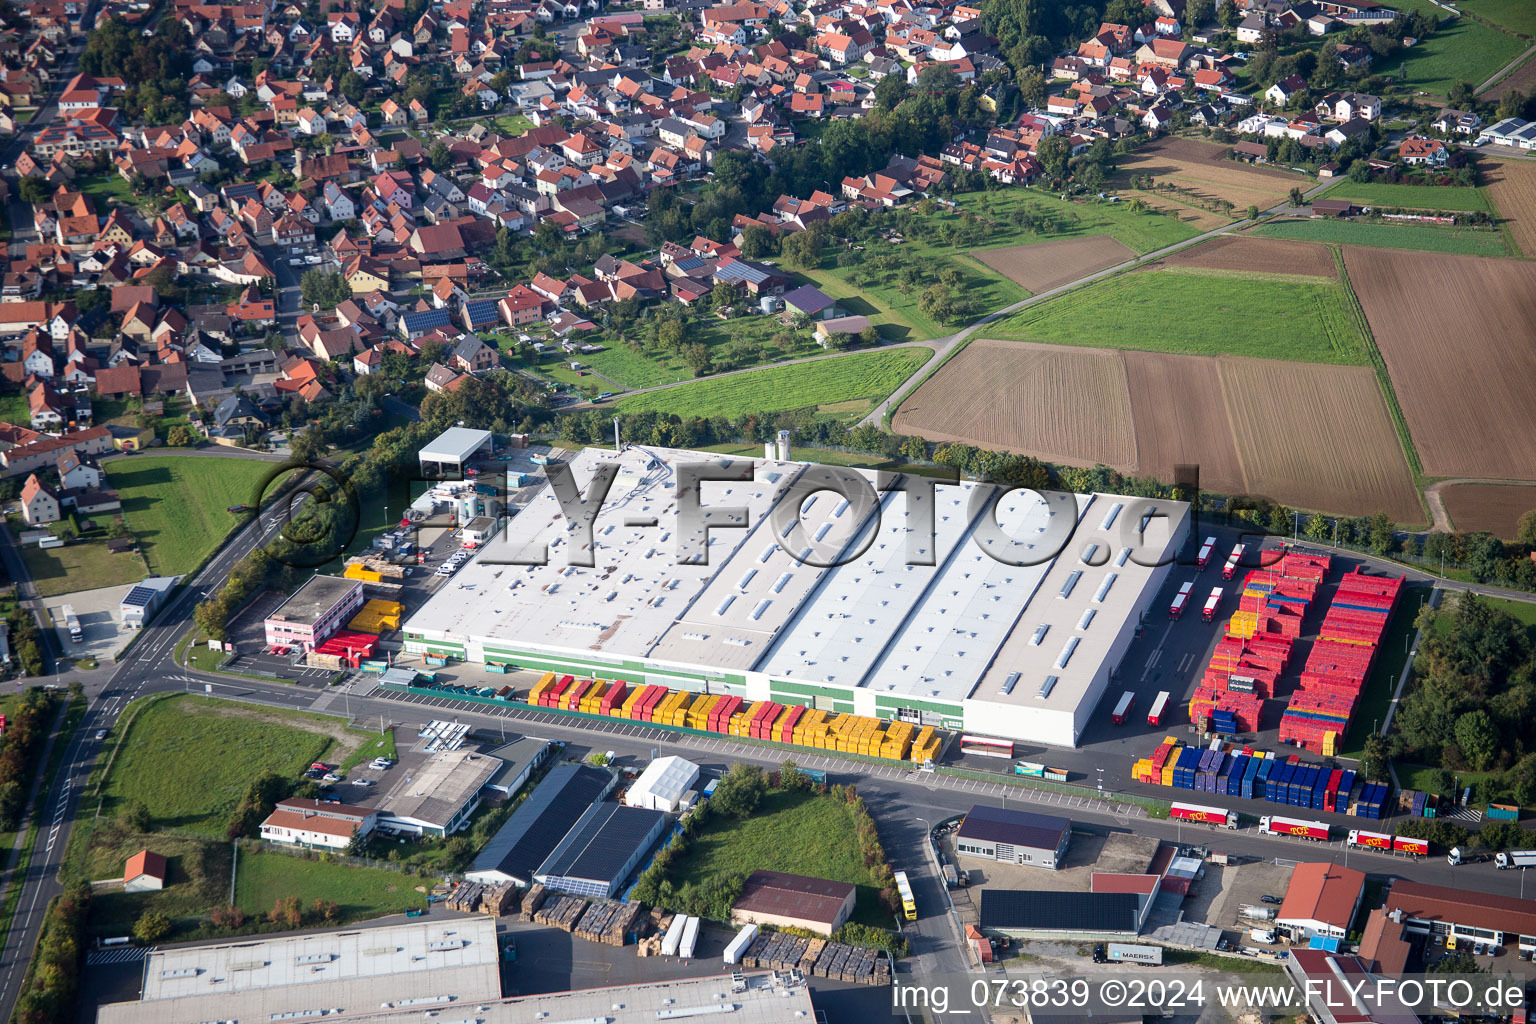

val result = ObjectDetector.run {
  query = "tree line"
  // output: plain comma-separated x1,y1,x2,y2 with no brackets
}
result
0,687,56,828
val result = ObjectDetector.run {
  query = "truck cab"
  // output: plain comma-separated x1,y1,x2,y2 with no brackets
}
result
1447,846,1461,866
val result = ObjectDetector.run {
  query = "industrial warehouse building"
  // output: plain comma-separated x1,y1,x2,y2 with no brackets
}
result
978,891,1143,939
533,801,668,897
1382,879,1536,954
955,805,1072,869
1277,862,1365,941
482,736,554,798
96,919,502,1024
376,748,501,837
730,869,857,935
402,445,1189,747
263,574,365,651
465,763,616,885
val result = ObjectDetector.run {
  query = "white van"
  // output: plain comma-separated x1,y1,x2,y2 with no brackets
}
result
1250,928,1277,944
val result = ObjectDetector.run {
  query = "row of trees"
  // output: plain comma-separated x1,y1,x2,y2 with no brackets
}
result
12,880,91,1024
79,18,194,125
0,687,57,828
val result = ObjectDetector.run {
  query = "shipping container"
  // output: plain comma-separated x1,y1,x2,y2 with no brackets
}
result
1107,944,1163,966
1486,803,1520,822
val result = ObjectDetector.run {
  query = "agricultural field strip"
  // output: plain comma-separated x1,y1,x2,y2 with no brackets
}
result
1344,245,1536,481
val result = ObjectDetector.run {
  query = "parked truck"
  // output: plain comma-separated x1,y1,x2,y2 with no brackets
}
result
62,604,81,644
1147,691,1171,727
1259,815,1330,841
1169,582,1193,619
1106,943,1163,966
1347,829,1393,851
1202,587,1224,621
1197,536,1216,570
1223,544,1245,580
1111,691,1136,725
1496,850,1536,869
1238,905,1277,921
1170,802,1238,829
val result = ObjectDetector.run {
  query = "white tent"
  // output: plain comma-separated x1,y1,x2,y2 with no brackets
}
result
623,755,699,813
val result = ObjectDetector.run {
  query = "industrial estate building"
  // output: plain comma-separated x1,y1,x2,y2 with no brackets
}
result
533,801,668,897
96,918,502,1024
482,736,555,797
730,869,857,935
955,805,1072,869
978,890,1143,939
466,763,616,885
403,445,1188,747
1382,879,1536,954
263,574,365,651
376,748,501,836
1277,862,1365,941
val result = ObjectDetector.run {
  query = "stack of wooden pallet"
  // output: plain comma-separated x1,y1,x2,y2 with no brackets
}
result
807,943,888,986
446,883,484,913
572,900,641,946
797,938,826,975
636,911,674,957
518,883,548,922
534,895,589,932
481,882,519,917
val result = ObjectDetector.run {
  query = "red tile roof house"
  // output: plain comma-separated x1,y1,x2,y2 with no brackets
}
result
123,848,167,892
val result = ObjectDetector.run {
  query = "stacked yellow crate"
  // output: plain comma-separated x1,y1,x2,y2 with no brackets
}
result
619,686,645,720
794,709,827,747
686,695,718,730
862,722,886,756
528,672,557,705
579,681,607,714
729,702,759,736
881,721,914,760
909,726,941,763
656,690,687,725
1160,743,1182,787
1227,611,1258,638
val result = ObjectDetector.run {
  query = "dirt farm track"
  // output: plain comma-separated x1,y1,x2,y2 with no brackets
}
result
1343,246,1536,481
970,236,1136,294
895,342,1422,521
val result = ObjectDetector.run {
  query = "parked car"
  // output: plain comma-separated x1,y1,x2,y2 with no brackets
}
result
1260,894,1282,905
323,773,341,782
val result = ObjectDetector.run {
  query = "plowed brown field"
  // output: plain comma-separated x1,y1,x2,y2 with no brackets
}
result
1220,359,1422,522
970,235,1136,295
1151,235,1337,279
1440,483,1536,538
1123,350,1246,497
1481,157,1536,257
1114,137,1305,213
892,339,1137,468
1344,246,1536,479
897,342,1422,518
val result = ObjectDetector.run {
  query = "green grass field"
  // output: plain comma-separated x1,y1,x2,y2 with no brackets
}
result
1322,181,1491,212
0,392,28,427
108,456,278,575
19,539,146,598
1461,0,1536,35
1254,217,1509,256
99,695,336,835
235,850,425,921
1373,10,1525,98
954,189,1206,255
800,251,1029,342
83,832,231,933
611,348,931,419
667,788,896,926
987,269,1369,363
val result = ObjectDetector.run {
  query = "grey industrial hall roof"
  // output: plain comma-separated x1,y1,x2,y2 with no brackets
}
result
482,736,552,789
979,890,1141,932
469,763,614,880
267,574,359,626
957,804,1070,851
536,802,665,884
